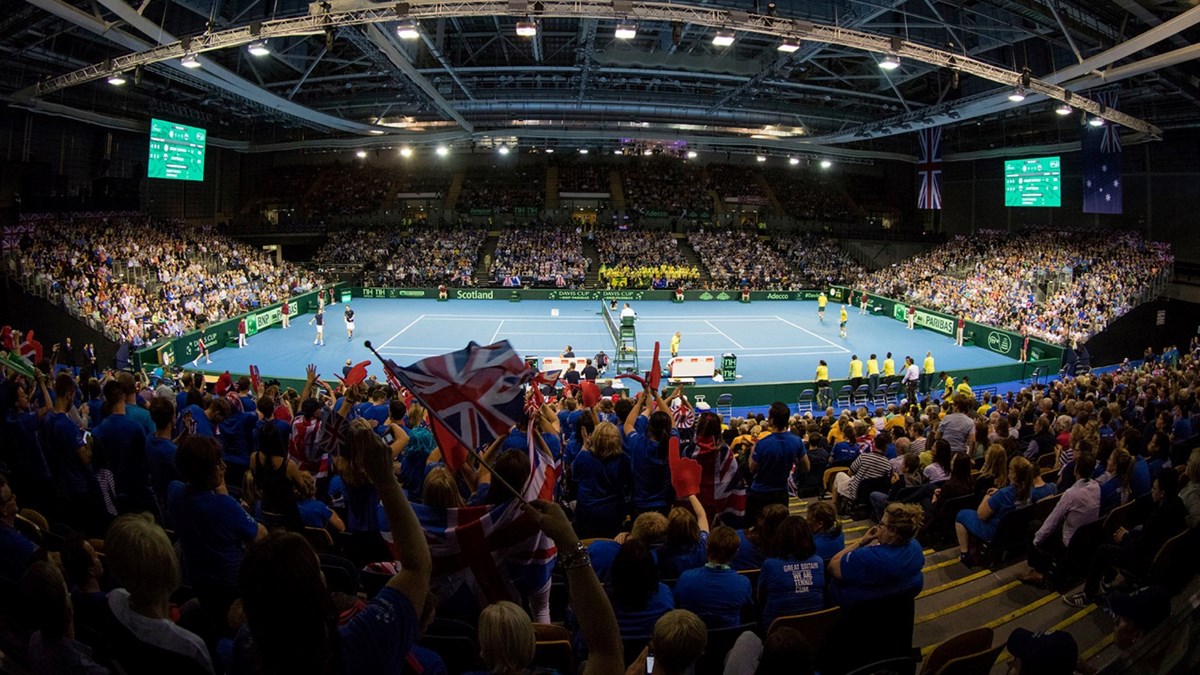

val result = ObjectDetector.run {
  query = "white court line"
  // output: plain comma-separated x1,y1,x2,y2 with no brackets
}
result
704,320,744,349
375,350,845,359
772,315,851,353
376,314,427,349
489,319,505,343
414,316,600,322
636,316,783,322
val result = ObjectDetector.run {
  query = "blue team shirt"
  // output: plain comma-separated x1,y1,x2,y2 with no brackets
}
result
571,451,631,523
145,436,179,503
731,530,765,571
832,538,924,607
92,413,150,500
169,489,259,588
180,404,214,437
298,498,334,529
42,411,90,495
624,416,674,509
659,531,709,579
813,530,846,563
751,432,805,493
673,565,752,628
759,555,826,627
615,583,675,638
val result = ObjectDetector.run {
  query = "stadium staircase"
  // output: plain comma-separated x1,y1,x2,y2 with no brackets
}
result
755,172,784,216
381,175,400,213
700,166,725,218
776,494,1162,675
476,232,500,283
444,171,465,213
582,236,602,287
677,233,712,286
609,169,626,213
545,165,560,212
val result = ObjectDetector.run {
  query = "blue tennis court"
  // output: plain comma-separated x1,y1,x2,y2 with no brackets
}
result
208,298,1014,385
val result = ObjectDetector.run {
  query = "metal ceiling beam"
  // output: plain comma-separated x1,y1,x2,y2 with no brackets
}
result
23,0,1167,136
361,23,474,131
576,18,597,103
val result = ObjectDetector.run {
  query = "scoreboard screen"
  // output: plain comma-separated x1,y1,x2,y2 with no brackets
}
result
1004,156,1061,207
148,118,206,181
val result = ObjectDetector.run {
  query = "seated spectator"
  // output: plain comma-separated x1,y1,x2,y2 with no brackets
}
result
1181,448,1200,528
610,539,675,638
23,560,110,674
625,609,708,675
925,454,976,535
296,472,345,532
831,432,893,511
723,626,816,675
588,512,667,584
672,525,753,628
101,513,213,674
829,503,925,606
1019,454,1102,587
474,600,538,675
956,456,1053,566
0,473,41,582
975,444,1009,498
731,503,788,571
1005,628,1079,675
758,516,826,629
806,501,845,563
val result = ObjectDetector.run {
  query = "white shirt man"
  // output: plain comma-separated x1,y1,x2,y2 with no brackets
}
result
620,303,636,320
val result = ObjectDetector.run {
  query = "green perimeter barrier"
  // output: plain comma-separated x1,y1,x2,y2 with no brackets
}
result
133,282,349,370
354,287,821,302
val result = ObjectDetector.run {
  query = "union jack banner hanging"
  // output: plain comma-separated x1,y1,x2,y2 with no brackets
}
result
1,223,33,250
916,126,943,210
1098,91,1121,154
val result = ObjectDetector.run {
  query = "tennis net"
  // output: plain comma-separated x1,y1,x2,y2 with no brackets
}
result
600,301,622,352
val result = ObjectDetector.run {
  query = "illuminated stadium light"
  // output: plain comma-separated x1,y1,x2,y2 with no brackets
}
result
820,159,832,169
614,149,623,155
516,21,538,37
1089,116,1104,127
615,23,637,40
396,21,420,40
545,148,554,153
399,147,413,157
879,54,900,71
788,157,800,165
368,129,385,135
777,40,800,53
498,145,510,155
180,53,201,68
712,31,735,47
578,148,589,154
247,40,270,56
686,151,698,159
755,155,767,162
1008,89,1026,102
1056,103,1072,116
436,145,449,156
355,150,367,159
107,72,127,86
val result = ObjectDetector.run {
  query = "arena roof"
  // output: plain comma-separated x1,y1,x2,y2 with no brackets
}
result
2,0,1199,159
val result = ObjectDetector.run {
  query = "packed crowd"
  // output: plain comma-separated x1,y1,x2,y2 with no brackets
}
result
595,229,700,288
772,234,867,288
558,163,611,193
0,290,1197,675
313,225,484,287
687,230,800,289
457,167,546,214
303,164,393,217
490,226,589,285
861,229,1173,345
6,213,321,345
766,170,859,223
706,165,768,203
621,160,715,216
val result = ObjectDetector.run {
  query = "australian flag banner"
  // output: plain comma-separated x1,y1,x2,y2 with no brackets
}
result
916,126,943,210
1083,90,1123,214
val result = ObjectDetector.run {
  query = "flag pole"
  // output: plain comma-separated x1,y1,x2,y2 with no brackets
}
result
362,340,532,505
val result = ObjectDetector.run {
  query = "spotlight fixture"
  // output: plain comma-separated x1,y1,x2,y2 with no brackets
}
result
107,72,127,86
400,147,413,157
180,53,201,68
614,23,637,40
498,145,510,155
355,150,367,159
436,145,449,156
947,110,961,119
516,21,538,37
368,130,385,135
686,150,698,159
1089,116,1104,127
712,31,735,47
820,159,832,169
756,155,767,162
614,149,623,155
247,40,270,56
396,21,420,39
777,40,800,53
1056,103,1072,115
788,157,800,165
545,148,555,153
1008,89,1026,102
578,148,589,154
879,54,900,71
766,2,777,17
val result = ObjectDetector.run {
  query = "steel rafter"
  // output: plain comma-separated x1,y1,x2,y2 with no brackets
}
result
22,0,1163,136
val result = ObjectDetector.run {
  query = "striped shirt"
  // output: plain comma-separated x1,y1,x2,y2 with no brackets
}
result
845,451,893,500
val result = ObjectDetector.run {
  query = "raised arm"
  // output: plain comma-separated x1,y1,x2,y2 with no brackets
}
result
687,494,709,534
361,427,431,613
623,391,645,435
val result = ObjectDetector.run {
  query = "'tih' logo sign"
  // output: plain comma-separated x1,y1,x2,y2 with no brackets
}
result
987,331,1012,355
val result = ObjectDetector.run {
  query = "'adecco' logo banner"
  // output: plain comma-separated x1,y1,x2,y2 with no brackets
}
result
986,331,1013,355
915,311,954,335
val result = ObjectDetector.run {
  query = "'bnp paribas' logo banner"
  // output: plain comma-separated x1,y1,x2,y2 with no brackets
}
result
914,311,954,335
987,331,1013,355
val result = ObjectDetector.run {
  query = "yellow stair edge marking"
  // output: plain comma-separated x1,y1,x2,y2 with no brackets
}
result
921,558,961,573
923,548,936,556
916,569,990,600
914,580,1022,624
843,525,870,533
982,592,1061,629
995,604,1100,663
1081,633,1115,661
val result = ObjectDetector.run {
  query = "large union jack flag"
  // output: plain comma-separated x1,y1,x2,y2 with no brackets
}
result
693,440,747,527
391,341,530,461
916,126,943,210
1098,90,1121,154
413,499,556,616
1,223,34,251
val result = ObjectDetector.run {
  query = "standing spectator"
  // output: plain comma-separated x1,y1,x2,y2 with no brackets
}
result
747,402,807,521
238,317,247,348
624,388,676,517
921,352,935,395
938,396,976,454
571,421,632,538
902,356,920,405
92,380,153,515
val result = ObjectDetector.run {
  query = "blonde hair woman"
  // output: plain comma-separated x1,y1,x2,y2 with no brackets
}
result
955,456,1055,566
477,601,536,675
570,421,632,538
